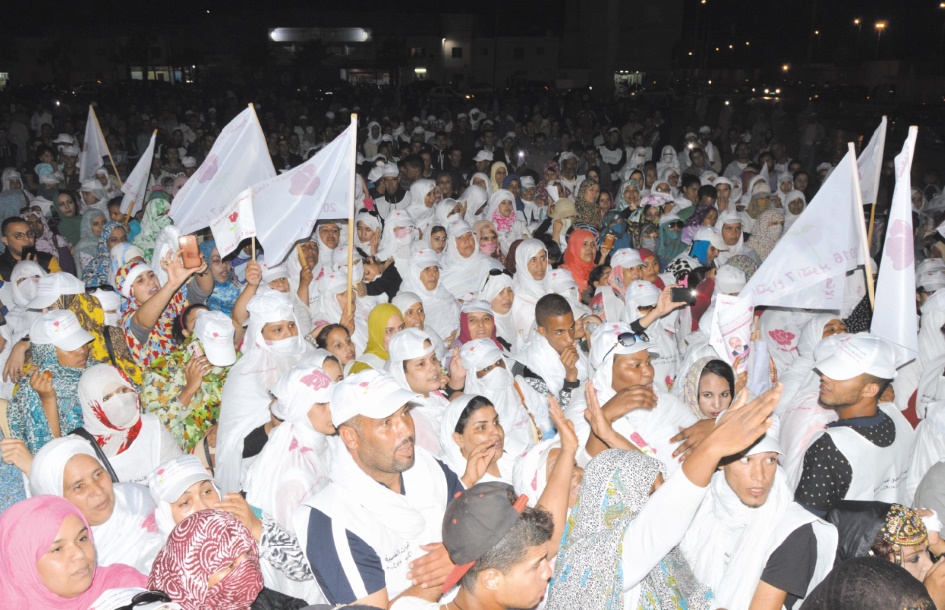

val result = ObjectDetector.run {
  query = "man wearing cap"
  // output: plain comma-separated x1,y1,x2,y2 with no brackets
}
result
472,150,493,176
390,482,555,610
795,334,916,516
295,370,465,608
558,151,580,195
681,435,838,610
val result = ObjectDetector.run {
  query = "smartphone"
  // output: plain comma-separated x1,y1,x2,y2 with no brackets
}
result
670,287,698,305
21,246,37,261
187,341,204,359
179,235,201,269
603,234,615,249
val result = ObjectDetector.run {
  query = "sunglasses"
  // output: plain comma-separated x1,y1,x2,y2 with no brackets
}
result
114,590,173,610
601,331,650,362
666,221,683,229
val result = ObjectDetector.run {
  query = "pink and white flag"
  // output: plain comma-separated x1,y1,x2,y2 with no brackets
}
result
119,131,156,216
169,107,275,234
210,188,257,258
79,105,109,182
871,126,918,363
253,121,355,265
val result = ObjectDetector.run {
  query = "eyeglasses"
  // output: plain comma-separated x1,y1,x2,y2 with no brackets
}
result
666,221,683,229
11,231,35,239
487,268,513,278
114,590,173,610
601,331,650,363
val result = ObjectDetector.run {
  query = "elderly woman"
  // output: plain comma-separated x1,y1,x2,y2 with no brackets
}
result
573,178,602,228
439,219,502,301
30,436,164,572
0,495,147,608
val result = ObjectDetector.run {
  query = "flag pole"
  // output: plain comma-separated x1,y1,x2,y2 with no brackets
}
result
865,116,888,249
849,142,876,309
90,105,123,188
250,188,256,261
346,114,358,315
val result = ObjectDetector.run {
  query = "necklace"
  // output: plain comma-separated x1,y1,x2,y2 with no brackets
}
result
451,599,467,610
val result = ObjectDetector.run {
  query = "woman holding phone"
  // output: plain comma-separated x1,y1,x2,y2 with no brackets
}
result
114,243,213,368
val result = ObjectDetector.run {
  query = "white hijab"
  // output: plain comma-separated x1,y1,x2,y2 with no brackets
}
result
376,210,419,275
386,328,449,458
78,364,141,457
461,184,490,224
782,189,807,231
439,220,499,301
437,393,514,484
217,290,311,493
511,239,550,338
354,211,382,256
390,291,446,362
399,248,460,339
404,179,437,234
480,271,518,350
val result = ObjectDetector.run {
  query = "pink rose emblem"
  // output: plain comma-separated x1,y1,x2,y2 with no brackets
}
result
228,211,239,223
197,155,219,183
289,164,321,196
884,219,914,271
300,370,331,390
768,329,796,347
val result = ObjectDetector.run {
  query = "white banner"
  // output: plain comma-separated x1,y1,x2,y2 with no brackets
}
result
871,127,918,363
740,151,863,309
79,105,109,182
253,120,354,265
857,116,887,206
119,131,156,216
210,188,257,258
709,293,755,374
169,106,275,234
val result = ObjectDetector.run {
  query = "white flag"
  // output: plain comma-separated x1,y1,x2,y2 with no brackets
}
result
169,107,275,234
210,189,257,258
253,121,354,265
740,151,863,309
79,106,109,182
857,116,887,205
871,127,918,363
119,132,156,216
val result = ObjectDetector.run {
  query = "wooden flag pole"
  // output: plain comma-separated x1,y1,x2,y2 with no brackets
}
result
849,142,876,309
346,114,358,316
249,188,256,261
89,105,123,188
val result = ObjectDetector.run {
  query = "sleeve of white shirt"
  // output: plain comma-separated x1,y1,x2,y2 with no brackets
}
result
620,468,709,590
390,597,441,610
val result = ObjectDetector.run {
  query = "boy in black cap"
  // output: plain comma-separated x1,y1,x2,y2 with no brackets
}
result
392,481,555,610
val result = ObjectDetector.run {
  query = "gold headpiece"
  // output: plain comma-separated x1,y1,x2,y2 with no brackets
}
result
880,504,928,552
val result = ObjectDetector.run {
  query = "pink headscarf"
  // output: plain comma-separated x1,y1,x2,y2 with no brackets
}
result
149,510,263,610
0,495,146,609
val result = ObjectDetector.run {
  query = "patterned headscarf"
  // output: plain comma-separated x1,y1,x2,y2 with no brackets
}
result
116,261,187,367
535,160,561,210
198,239,242,316
681,356,733,420
546,449,712,610
574,178,602,228
745,209,784,261
83,220,125,288
725,254,759,282
133,192,173,261
149,510,264,610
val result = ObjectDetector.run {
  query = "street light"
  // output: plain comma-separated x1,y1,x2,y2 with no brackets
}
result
875,21,887,57
853,18,862,56
782,63,790,72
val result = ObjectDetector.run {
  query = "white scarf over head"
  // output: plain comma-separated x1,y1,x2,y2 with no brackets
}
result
354,211,382,255
78,364,141,457
511,239,550,337
399,248,460,339
376,210,419,275
437,393,514,484
461,184,490,224
480,271,518,350
439,219,499,301
405,179,437,233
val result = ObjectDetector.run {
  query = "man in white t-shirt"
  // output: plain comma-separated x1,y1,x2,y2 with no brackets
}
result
294,370,465,608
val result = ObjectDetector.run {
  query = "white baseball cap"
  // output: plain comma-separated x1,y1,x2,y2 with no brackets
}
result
694,226,729,251
590,322,656,369
193,310,237,367
626,280,660,307
330,369,421,427
148,455,213,504
30,310,94,351
715,265,747,294
814,333,900,381
610,248,644,269
699,125,712,134
27,272,86,310
473,150,494,162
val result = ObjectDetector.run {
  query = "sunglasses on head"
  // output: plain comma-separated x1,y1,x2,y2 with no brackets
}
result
601,330,650,363
114,590,173,610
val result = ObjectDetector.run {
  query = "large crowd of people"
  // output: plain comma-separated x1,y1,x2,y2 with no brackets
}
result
1,83,945,610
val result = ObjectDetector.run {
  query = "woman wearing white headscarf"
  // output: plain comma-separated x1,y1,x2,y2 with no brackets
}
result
404,178,439,236
399,247,460,340
621,280,678,393
0,261,47,398
309,266,368,351
30,435,164,573
511,239,551,338
459,338,540,458
391,291,447,361
438,393,515,487
363,121,383,158
79,178,110,213
217,290,311,493
469,172,493,198
439,219,502,301
376,210,419,276
354,210,382,257
486,189,529,256
460,183,490,225
782,189,807,231
244,356,339,532
285,237,321,311
480,269,519,351
78,363,181,484
386,328,450,457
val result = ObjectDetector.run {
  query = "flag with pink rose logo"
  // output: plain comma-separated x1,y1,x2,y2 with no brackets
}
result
169,106,275,234
119,131,156,216
210,188,257,258
252,121,355,265
871,126,918,363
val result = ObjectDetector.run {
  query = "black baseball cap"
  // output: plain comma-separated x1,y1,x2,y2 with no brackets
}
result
441,481,528,592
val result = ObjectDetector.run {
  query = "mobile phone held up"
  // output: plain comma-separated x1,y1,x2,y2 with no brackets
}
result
187,341,204,359
179,235,202,269
670,287,698,306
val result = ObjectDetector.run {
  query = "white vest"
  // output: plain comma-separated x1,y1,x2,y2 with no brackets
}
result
823,403,915,504
108,415,165,484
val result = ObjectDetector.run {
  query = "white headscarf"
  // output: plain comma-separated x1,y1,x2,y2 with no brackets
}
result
439,220,500,301
243,361,337,531
511,239,550,337
461,184,490,224
480,271,518,350
405,179,437,233
782,189,807,231
390,291,446,361
399,248,460,339
78,364,141,457
354,211,382,256
437,393,514,484
512,436,561,507
470,172,493,198
376,210,418,275
386,328,448,458
217,290,311,493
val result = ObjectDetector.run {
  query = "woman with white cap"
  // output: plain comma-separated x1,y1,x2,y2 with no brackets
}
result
30,435,164,573
621,280,679,393
140,309,238,457
589,247,645,323
77,364,181,484
148,455,322,602
438,394,514,487
399,247,460,340
439,219,503,301
244,358,339,531
8,310,94,454
216,290,310,493
510,239,551,338
665,225,726,281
